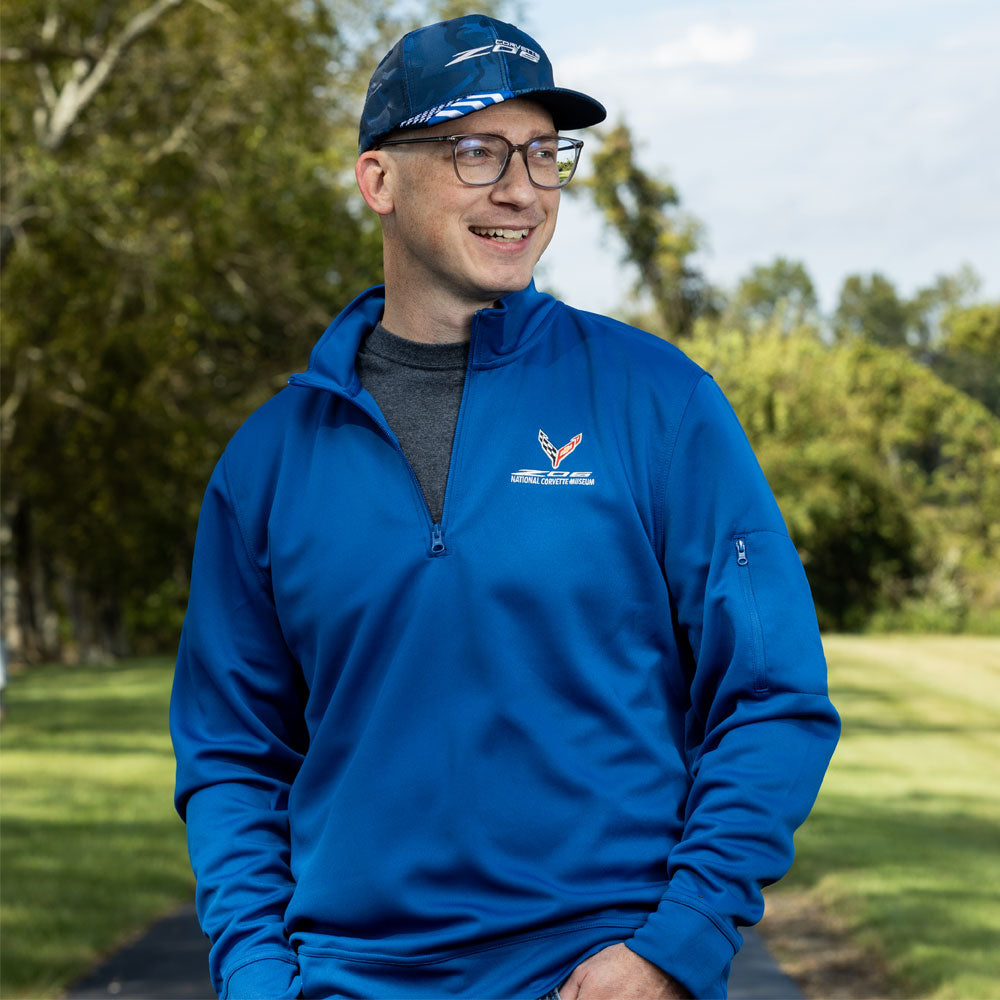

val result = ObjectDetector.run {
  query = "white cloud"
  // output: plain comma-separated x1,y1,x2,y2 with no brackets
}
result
652,24,756,67
559,22,755,81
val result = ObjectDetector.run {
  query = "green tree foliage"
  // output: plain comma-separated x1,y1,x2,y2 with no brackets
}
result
907,263,981,357
1,0,512,661
723,256,818,334
929,303,1000,416
685,324,1000,631
583,122,710,338
580,145,997,631
834,271,910,348
833,265,981,356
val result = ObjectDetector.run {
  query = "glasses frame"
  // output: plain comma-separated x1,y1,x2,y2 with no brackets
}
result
373,132,585,189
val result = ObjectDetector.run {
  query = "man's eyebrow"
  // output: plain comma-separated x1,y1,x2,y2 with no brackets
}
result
460,129,561,141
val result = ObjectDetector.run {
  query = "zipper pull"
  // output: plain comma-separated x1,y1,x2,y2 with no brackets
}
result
735,537,748,566
430,524,446,554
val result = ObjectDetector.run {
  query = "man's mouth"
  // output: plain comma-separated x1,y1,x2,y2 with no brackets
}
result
470,226,531,242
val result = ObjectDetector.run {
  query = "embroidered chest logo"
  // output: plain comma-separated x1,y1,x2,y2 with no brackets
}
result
510,429,596,487
538,429,581,469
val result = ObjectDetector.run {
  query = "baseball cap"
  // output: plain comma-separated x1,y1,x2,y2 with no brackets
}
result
358,14,607,153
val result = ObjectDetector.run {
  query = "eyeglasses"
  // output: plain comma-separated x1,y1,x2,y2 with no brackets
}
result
374,133,585,189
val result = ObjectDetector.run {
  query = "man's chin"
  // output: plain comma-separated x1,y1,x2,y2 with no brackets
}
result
481,274,534,304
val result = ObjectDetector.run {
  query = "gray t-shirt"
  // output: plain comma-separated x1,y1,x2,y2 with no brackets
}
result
355,323,469,524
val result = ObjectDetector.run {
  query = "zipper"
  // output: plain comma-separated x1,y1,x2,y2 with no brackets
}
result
427,323,478,556
354,396,445,556
289,339,477,559
734,536,768,693
375,412,452,559
430,523,445,554
398,319,480,556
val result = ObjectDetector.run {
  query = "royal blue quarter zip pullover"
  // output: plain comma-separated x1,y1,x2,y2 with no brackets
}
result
171,282,840,1000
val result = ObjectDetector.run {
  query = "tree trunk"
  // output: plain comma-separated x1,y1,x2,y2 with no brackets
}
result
0,498,129,664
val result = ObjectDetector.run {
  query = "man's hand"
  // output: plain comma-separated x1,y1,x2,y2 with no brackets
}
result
558,943,690,999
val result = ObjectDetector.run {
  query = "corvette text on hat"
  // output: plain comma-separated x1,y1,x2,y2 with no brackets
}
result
446,40,541,67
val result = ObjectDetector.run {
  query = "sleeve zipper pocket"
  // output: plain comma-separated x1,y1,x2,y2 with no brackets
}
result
734,536,768,693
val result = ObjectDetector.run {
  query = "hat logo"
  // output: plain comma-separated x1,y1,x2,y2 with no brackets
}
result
446,40,541,67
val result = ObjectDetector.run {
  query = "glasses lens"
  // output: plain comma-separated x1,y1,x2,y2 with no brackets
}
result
526,137,580,188
452,135,582,187
453,135,509,184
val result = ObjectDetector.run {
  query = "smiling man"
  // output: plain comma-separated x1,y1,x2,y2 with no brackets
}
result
358,99,563,342
171,14,840,1000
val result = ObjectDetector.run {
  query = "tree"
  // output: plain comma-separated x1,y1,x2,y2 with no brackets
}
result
833,265,982,358
907,264,981,357
2,0,184,266
583,123,709,338
833,272,909,348
724,257,819,334
685,323,1000,631
931,302,1000,416
1,0,516,662
0,1,419,661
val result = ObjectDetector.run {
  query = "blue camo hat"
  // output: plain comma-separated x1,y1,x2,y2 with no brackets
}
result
358,14,606,153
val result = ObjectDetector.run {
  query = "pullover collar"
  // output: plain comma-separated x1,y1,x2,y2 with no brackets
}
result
290,281,558,396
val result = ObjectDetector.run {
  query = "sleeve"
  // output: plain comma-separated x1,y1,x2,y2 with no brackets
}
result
626,374,841,999
170,456,308,1000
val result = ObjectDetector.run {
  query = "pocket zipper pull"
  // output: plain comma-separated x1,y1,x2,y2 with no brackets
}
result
735,537,748,566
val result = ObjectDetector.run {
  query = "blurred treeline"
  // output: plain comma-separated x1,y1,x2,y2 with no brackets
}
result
0,0,502,663
1,3,996,664
585,125,1000,634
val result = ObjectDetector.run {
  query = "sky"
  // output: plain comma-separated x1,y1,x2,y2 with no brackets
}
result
521,0,999,316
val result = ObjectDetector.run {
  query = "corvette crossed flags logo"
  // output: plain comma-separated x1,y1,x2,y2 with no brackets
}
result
509,429,595,487
538,429,582,470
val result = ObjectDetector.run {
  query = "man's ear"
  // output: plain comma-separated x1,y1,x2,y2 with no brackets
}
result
356,151,395,216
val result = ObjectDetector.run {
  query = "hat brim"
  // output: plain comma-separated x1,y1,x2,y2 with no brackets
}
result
514,87,607,131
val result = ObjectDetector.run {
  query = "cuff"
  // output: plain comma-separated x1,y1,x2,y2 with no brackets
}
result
223,955,301,999
627,893,740,999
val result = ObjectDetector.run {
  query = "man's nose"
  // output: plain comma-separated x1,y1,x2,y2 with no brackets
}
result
490,150,539,205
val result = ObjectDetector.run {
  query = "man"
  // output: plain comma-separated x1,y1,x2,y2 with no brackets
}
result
171,14,840,1000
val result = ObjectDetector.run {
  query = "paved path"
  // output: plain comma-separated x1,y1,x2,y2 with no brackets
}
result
65,904,803,1000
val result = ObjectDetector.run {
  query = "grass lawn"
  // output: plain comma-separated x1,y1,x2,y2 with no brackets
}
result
0,658,194,999
2,640,998,998
764,635,1000,999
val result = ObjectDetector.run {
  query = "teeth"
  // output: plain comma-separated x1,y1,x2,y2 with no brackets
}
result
472,227,530,241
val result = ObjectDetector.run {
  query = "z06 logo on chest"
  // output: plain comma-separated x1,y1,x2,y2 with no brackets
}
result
509,429,596,487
